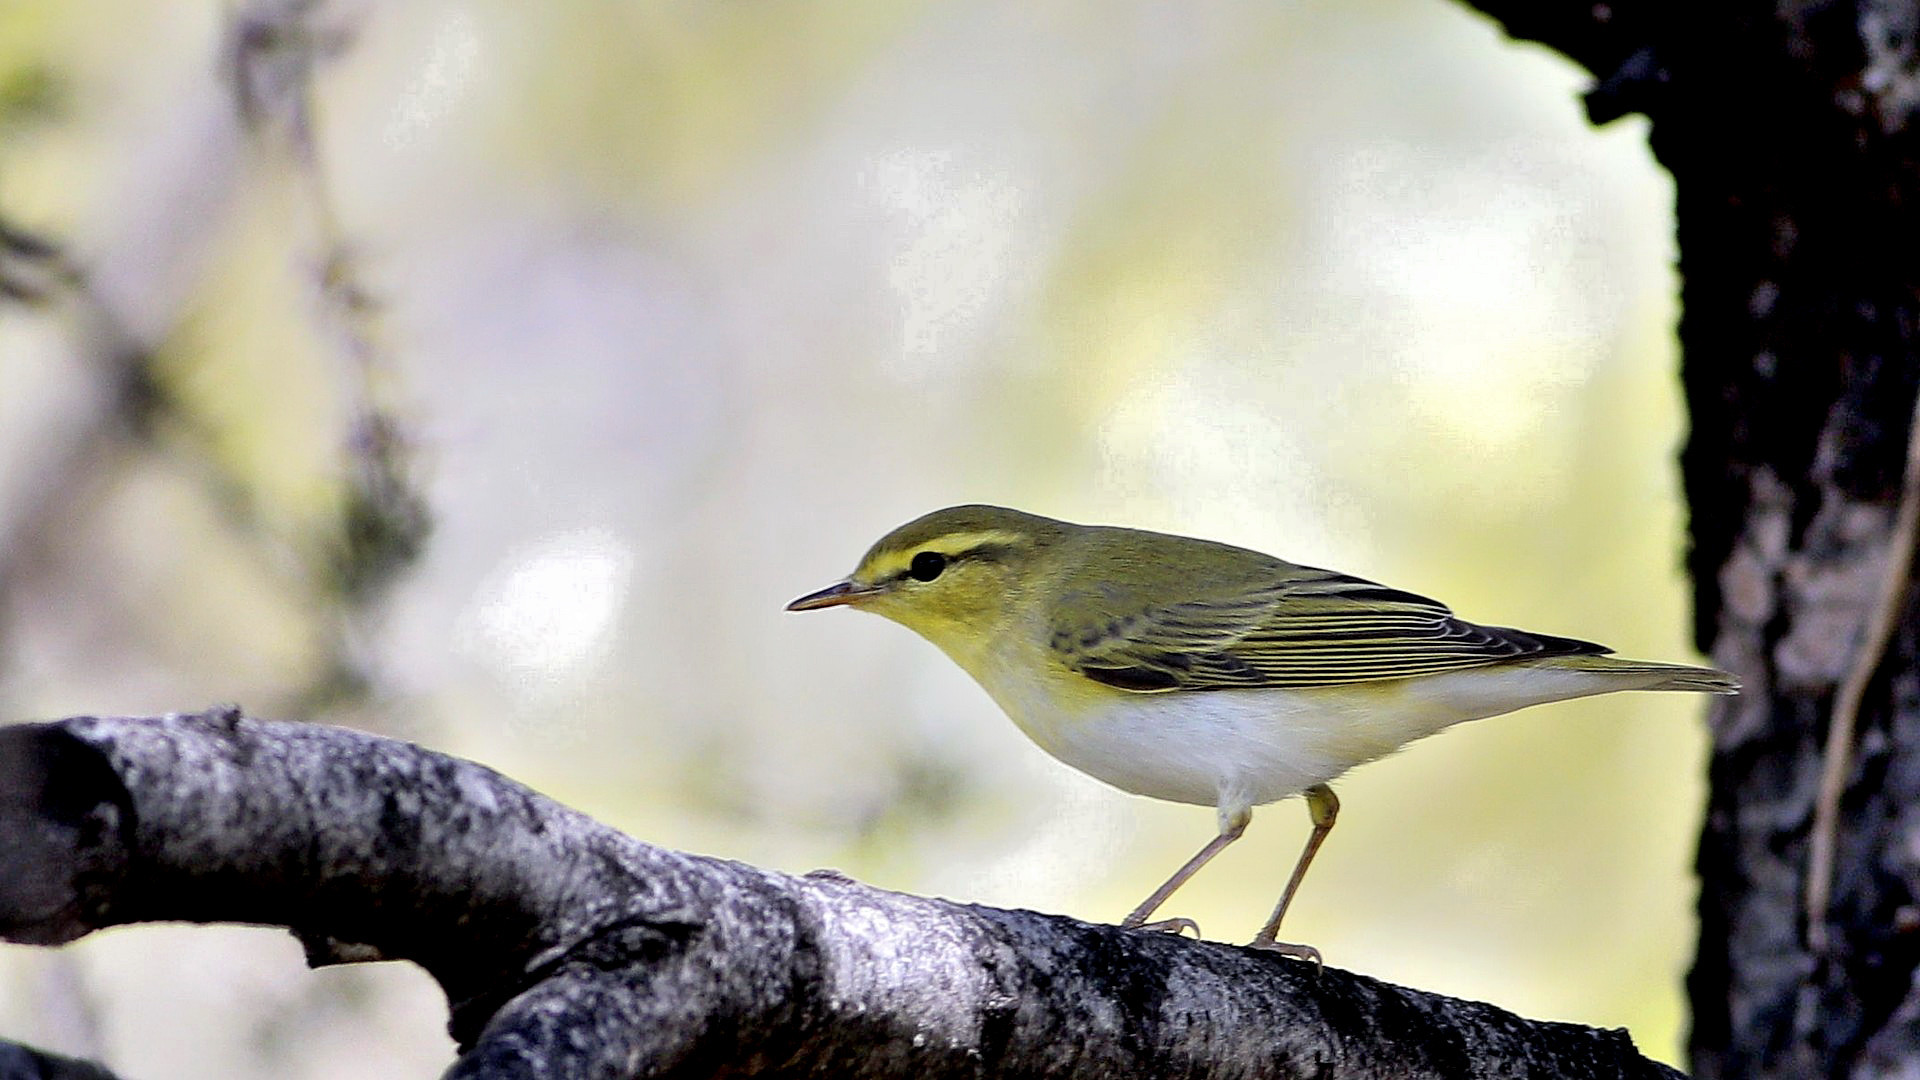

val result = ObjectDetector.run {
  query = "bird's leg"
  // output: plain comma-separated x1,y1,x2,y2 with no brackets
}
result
1120,806,1251,938
1247,784,1339,963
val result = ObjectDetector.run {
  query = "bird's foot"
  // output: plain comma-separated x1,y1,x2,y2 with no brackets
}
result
1245,937,1323,970
1125,916,1201,938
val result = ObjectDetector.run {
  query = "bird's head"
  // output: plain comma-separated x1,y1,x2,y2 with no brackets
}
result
787,505,1069,651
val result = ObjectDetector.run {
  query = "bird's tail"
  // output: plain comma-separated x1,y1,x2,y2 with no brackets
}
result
1538,654,1740,694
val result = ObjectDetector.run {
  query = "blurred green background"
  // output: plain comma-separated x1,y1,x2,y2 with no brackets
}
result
0,0,1705,1075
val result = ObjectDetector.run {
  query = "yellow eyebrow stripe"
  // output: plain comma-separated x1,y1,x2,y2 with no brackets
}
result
862,529,1029,578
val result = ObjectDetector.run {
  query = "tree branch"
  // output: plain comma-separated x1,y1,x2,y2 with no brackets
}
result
0,1039,120,1080
0,710,1682,1078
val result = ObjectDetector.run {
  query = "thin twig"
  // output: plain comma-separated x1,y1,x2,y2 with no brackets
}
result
227,0,429,709
1805,386,1920,955
0,222,163,613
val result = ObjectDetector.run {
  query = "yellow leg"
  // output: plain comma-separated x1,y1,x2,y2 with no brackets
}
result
1247,784,1339,963
1119,805,1251,938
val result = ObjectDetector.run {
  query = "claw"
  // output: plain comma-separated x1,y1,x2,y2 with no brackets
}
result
1128,916,1202,938
1246,938,1323,971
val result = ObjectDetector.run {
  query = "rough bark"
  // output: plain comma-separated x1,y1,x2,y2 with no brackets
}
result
1454,1,1920,1075
0,709,1681,1079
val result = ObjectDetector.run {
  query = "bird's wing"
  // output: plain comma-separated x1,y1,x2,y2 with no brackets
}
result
1050,566,1608,692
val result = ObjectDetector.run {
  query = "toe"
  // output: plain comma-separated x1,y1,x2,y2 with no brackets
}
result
1128,916,1202,938
1246,939,1323,969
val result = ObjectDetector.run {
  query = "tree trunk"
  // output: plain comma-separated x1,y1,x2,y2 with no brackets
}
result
1456,1,1920,1075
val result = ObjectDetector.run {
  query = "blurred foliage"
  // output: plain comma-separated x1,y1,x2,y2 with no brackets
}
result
492,1,933,207
0,63,61,128
0,0,64,135
0,1,1705,1077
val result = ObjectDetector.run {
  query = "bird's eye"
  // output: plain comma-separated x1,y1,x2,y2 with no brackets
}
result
909,551,948,581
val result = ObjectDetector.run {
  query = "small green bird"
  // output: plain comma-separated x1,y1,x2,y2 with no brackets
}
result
788,504,1737,960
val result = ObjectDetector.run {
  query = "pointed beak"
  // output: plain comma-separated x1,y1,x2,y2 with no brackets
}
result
785,579,885,611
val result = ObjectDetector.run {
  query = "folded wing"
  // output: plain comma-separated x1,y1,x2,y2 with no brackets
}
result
1053,567,1608,692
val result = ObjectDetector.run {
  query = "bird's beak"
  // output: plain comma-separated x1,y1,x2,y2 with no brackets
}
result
785,579,885,611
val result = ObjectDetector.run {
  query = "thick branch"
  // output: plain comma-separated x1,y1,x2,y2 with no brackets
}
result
0,710,1681,1079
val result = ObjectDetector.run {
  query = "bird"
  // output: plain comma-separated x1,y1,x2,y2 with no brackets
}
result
786,504,1738,961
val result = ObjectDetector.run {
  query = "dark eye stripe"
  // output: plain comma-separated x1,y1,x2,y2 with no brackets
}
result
890,542,1018,584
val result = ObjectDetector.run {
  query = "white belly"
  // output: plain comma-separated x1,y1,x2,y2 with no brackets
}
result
977,661,1640,813
1038,687,1433,809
